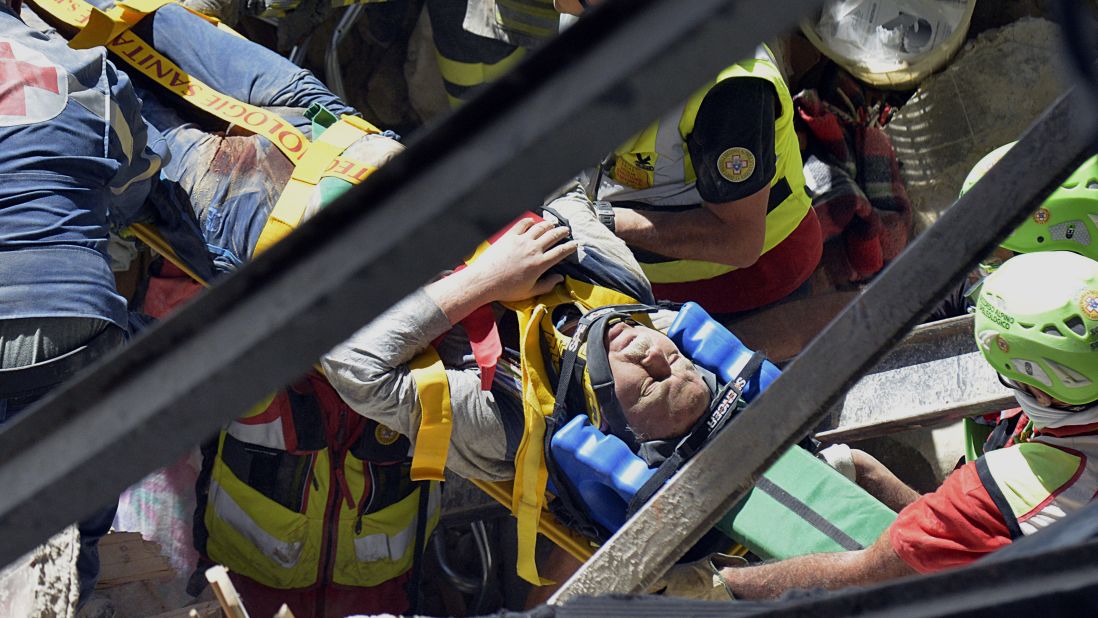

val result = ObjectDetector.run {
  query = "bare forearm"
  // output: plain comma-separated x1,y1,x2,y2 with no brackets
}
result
720,533,916,600
424,268,495,326
613,206,760,267
852,449,922,512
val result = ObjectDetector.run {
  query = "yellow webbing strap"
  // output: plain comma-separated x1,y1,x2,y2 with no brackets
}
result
503,278,653,584
472,479,595,564
253,116,380,255
26,0,309,163
510,301,556,584
321,156,378,186
129,223,208,286
408,347,452,482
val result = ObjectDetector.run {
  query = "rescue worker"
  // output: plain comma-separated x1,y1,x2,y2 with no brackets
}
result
427,0,559,108
21,1,425,614
706,251,1098,599
0,0,210,606
556,1,823,316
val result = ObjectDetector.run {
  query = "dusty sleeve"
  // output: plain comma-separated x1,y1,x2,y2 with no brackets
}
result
321,289,514,481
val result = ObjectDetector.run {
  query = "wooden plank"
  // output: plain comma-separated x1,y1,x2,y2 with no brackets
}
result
148,600,224,618
206,565,250,618
95,533,174,588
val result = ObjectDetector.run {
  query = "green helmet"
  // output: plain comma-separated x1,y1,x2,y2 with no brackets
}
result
963,143,1098,259
975,251,1098,404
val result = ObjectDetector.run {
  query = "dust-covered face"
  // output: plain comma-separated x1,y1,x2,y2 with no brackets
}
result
606,322,709,441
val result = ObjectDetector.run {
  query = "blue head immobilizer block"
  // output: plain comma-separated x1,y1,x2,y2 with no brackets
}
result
550,302,780,534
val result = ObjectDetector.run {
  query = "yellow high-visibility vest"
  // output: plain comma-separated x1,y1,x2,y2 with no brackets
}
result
605,46,812,284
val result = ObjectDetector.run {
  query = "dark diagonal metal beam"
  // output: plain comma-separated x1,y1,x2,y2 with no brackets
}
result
550,89,1095,601
0,0,826,569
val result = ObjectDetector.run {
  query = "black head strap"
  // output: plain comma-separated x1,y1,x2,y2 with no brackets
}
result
625,350,768,517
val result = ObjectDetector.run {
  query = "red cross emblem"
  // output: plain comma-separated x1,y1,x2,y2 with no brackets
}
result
0,41,62,118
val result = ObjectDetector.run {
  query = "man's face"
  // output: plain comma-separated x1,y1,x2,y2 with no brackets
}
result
606,321,710,441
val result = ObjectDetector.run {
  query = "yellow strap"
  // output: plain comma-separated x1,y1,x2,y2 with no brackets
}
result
511,302,557,585
251,181,313,256
408,347,453,482
128,223,209,286
473,479,594,564
321,157,377,186
27,0,310,163
253,117,379,254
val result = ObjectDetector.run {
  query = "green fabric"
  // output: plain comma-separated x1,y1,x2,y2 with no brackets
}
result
303,103,355,211
964,417,995,463
717,446,896,560
305,102,339,139
315,176,354,210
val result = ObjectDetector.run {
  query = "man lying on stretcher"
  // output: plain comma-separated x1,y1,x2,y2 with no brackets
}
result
321,189,901,597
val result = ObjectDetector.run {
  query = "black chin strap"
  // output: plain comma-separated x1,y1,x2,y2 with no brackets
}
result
541,303,660,541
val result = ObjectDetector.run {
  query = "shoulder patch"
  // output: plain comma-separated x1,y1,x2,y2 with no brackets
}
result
717,147,755,183
375,423,401,446
0,40,68,127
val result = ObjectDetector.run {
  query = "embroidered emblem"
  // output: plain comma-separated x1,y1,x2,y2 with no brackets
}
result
375,424,401,446
717,147,755,183
996,336,1010,354
1033,208,1051,224
1080,291,1098,321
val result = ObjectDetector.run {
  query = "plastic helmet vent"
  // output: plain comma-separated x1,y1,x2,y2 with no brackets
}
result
1046,358,1093,389
1065,315,1088,336
1011,357,1052,387
1043,325,1065,338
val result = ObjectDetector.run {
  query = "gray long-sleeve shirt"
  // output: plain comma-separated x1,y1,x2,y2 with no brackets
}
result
322,289,517,481
321,194,651,482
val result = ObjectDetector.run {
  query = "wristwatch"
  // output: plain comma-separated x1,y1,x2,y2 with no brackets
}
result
593,200,615,233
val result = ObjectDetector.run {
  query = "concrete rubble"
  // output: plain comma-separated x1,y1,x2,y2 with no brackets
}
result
886,17,1070,233
0,526,79,618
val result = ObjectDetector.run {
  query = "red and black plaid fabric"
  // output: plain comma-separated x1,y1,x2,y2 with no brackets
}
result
795,72,913,283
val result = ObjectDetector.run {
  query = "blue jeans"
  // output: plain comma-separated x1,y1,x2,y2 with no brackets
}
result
0,318,124,606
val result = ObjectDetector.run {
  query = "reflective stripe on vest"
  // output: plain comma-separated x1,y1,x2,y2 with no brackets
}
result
979,434,1098,537
435,45,526,108
354,484,440,562
209,477,305,569
495,0,559,41
602,46,812,284
225,393,284,449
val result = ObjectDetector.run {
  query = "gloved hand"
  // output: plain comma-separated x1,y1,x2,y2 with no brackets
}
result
649,553,746,601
